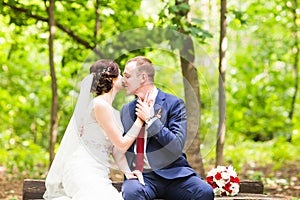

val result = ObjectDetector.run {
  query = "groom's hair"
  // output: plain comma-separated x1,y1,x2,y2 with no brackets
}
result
90,59,119,95
126,56,155,83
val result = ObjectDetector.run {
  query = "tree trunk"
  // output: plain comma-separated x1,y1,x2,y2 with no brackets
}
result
94,0,100,45
180,41,205,177
216,0,227,166
288,0,299,142
47,0,58,165
175,0,205,177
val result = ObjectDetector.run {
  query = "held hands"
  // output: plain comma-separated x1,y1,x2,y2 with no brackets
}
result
135,91,153,123
125,170,145,185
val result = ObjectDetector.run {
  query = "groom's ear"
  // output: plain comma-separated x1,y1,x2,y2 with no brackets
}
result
141,72,148,83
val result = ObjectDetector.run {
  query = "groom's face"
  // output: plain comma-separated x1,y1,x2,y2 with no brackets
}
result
122,61,142,96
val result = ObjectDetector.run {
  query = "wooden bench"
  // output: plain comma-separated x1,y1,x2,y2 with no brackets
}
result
22,179,288,200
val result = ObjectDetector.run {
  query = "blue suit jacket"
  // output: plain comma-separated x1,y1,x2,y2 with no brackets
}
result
121,89,197,179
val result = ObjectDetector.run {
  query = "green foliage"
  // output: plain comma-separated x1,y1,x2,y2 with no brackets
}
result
0,132,48,178
157,0,212,45
0,0,148,178
0,0,299,185
204,133,300,177
226,0,300,141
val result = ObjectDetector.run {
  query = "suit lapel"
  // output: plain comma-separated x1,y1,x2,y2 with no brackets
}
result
129,99,137,123
154,89,165,114
122,99,137,134
123,99,138,153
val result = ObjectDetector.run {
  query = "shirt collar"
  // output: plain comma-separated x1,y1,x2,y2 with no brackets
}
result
148,87,158,102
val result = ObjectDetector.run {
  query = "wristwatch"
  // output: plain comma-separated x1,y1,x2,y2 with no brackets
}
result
145,116,157,124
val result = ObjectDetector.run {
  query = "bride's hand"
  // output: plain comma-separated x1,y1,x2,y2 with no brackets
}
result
132,170,145,185
125,170,145,185
136,91,153,122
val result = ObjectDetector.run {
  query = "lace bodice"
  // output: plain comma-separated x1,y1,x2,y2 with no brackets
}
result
80,99,123,166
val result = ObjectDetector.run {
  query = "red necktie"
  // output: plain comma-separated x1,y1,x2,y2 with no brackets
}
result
136,125,145,171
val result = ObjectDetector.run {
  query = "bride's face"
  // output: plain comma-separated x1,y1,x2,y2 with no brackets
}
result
113,72,123,92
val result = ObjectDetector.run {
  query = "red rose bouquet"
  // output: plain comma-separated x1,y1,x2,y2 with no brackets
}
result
206,165,240,196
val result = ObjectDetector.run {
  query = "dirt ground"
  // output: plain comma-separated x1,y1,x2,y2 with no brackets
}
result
1,164,299,200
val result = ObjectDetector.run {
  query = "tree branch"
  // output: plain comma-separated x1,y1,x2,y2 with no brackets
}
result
3,2,96,50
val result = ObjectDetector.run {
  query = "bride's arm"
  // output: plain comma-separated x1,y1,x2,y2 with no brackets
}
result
94,100,143,153
112,146,144,185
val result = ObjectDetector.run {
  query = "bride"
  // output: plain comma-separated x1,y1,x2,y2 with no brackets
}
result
43,60,146,200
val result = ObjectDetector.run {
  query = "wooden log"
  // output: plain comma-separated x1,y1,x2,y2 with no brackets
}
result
23,179,268,200
23,179,45,200
22,179,161,200
239,180,264,194
215,193,288,200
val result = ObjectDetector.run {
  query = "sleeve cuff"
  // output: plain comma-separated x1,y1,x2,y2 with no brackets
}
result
146,117,157,126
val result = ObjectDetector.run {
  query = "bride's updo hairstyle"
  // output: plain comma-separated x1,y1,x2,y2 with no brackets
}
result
89,60,119,96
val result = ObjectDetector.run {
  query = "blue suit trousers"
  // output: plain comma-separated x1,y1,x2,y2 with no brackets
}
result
122,171,214,200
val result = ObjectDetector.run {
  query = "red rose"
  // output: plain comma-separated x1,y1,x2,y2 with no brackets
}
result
206,176,214,184
212,182,218,189
206,176,217,189
215,172,222,180
223,182,232,192
230,176,240,184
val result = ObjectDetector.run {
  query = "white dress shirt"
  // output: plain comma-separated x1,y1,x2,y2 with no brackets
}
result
134,87,158,170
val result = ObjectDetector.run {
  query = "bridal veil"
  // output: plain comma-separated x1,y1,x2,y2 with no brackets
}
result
43,74,93,199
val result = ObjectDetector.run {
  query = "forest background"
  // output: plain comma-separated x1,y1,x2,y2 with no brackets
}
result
0,0,300,199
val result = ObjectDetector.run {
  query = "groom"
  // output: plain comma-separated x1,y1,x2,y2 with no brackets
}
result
120,56,214,200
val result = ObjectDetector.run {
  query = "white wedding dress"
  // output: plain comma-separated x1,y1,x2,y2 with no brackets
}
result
44,75,124,200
